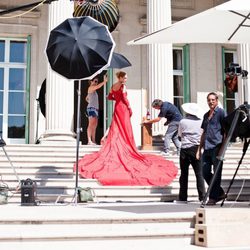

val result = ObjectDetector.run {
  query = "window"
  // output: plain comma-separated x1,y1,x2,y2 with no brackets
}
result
0,40,5,62
173,48,184,109
0,38,28,143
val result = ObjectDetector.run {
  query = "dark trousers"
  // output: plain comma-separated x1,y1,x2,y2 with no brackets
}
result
202,145,225,200
179,145,205,201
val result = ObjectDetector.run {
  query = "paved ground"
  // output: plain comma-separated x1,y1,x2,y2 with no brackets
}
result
1,201,250,250
1,201,200,221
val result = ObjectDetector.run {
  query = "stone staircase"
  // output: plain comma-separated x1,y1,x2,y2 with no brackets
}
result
0,203,199,250
0,143,249,204
0,143,250,249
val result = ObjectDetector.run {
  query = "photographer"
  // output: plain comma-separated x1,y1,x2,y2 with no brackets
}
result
143,99,182,156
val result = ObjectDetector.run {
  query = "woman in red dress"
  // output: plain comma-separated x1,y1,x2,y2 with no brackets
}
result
75,71,178,186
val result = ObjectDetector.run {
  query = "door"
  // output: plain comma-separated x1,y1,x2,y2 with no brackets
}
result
223,49,239,113
74,75,105,145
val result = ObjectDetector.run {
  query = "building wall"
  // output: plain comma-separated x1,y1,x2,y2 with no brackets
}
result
126,0,230,143
0,0,241,145
0,1,49,143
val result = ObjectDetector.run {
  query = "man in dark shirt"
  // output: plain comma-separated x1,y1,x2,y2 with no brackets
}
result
197,92,226,205
143,99,182,155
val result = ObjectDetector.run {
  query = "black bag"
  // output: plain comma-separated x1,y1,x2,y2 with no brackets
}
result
21,178,37,206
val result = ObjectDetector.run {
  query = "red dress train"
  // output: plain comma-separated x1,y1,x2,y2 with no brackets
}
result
75,86,178,186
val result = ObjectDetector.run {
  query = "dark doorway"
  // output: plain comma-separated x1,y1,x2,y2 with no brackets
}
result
74,77,105,145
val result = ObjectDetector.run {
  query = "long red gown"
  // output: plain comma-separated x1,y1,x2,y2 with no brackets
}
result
75,85,178,186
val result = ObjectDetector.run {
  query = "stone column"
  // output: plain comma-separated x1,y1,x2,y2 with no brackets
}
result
41,1,75,144
147,0,173,135
239,44,250,104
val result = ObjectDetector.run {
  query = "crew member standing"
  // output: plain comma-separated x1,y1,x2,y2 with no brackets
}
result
197,92,226,205
178,103,205,202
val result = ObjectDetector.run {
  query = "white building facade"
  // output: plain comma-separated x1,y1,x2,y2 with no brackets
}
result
0,0,248,146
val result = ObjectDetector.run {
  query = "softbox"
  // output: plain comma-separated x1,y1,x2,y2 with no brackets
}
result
223,103,250,142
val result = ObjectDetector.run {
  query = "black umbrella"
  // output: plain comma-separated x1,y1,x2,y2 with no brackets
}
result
108,52,132,69
73,0,120,32
46,16,115,80
46,16,115,203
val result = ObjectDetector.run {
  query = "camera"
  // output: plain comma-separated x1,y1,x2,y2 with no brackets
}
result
224,63,242,75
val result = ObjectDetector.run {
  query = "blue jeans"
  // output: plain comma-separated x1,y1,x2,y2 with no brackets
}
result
164,121,181,153
202,144,224,200
86,107,98,118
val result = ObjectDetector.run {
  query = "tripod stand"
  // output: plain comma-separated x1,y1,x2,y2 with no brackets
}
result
221,137,250,206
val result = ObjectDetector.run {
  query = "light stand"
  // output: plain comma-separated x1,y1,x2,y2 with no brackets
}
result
73,80,82,205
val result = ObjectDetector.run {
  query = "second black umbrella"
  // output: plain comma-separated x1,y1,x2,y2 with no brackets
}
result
109,52,131,69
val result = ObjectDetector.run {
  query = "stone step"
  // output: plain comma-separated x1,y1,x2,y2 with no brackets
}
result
195,223,250,248
196,207,250,224
0,157,248,167
1,171,250,179
3,179,250,197
0,223,195,240
5,191,250,204
0,144,248,155
0,238,197,250
0,203,196,248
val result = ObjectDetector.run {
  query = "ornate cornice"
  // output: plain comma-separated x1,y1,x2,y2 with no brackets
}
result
139,0,196,9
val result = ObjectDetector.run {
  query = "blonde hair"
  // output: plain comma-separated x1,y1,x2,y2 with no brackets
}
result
116,71,126,78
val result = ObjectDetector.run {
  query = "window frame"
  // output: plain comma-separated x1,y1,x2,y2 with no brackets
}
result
0,37,30,144
173,45,190,109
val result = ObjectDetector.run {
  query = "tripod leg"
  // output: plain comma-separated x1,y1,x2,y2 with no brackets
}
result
221,138,250,207
201,110,240,207
2,146,20,183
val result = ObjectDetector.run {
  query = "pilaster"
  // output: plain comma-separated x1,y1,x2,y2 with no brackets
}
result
239,44,250,104
40,1,75,144
147,0,173,135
